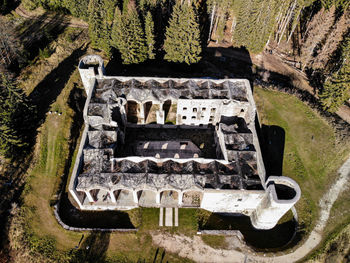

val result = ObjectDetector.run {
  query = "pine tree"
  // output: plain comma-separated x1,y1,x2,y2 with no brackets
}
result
232,0,280,53
164,1,202,65
0,74,30,158
321,0,350,10
104,0,118,22
313,9,350,69
112,3,147,64
320,37,350,112
88,0,113,56
145,11,155,59
300,6,335,70
111,7,124,50
64,0,90,21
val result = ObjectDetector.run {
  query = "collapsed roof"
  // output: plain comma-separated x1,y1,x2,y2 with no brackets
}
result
75,77,264,193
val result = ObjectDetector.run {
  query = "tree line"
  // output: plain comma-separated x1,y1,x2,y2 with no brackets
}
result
2,0,350,112
21,0,202,65
0,74,33,158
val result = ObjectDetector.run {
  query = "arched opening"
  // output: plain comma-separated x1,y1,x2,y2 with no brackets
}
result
144,101,153,123
76,191,87,205
113,189,135,206
182,191,203,207
89,189,100,202
126,100,139,123
138,190,157,207
87,189,114,205
160,190,179,206
163,100,171,122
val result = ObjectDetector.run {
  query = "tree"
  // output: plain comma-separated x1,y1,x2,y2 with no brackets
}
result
22,0,42,10
164,1,201,65
232,0,280,53
321,0,350,10
319,37,350,112
64,0,90,21
111,3,148,64
111,7,123,50
145,11,155,59
0,75,30,158
313,9,350,69
300,6,335,70
0,17,26,72
88,0,113,56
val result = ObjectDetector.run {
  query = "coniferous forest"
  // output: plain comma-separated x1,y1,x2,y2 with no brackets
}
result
5,0,347,111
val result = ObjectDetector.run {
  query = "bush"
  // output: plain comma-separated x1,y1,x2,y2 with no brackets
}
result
39,47,52,59
22,0,40,11
196,209,211,229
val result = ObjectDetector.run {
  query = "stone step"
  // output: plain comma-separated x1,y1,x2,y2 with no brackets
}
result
159,207,163,226
165,207,173,226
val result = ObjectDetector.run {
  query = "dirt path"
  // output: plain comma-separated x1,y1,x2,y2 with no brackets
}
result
151,156,350,263
15,5,88,29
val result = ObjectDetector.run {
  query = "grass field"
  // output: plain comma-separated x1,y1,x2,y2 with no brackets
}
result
19,69,193,262
254,86,350,241
201,235,227,249
13,43,350,262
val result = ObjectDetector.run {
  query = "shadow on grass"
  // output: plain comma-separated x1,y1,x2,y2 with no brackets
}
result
199,213,299,251
27,46,87,146
16,13,68,63
137,247,166,263
260,125,285,178
70,231,110,263
58,193,135,229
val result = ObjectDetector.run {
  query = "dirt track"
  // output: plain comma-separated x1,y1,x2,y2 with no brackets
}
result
152,157,350,263
15,5,88,29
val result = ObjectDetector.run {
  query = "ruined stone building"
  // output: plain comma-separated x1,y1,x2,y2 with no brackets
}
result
68,55,301,230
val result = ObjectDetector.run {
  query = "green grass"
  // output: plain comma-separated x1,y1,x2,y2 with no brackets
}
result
254,86,350,240
23,70,83,251
201,235,227,249
178,208,198,235
16,70,350,261
307,187,350,260
139,208,160,231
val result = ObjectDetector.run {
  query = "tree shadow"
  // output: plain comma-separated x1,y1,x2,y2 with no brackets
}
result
27,46,87,147
70,231,110,263
136,247,167,263
58,192,135,228
16,12,69,63
105,46,253,83
0,0,20,15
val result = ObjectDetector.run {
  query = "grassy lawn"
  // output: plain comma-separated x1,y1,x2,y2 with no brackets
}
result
201,235,227,249
16,48,194,261
15,43,350,262
23,69,84,251
254,87,350,239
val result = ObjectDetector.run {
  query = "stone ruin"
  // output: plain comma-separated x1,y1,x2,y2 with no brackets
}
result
68,55,301,229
